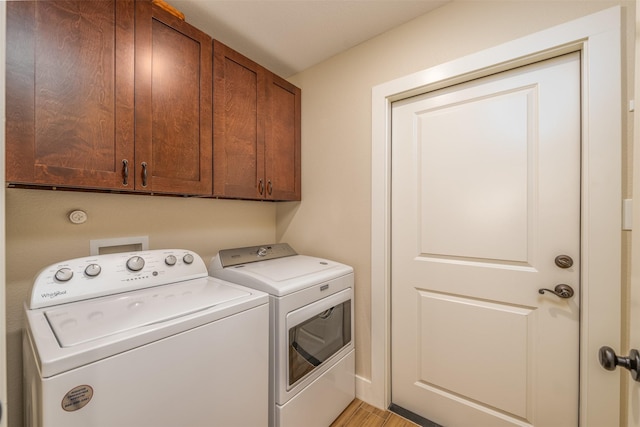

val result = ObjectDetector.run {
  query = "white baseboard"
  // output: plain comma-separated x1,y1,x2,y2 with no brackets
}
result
355,374,385,411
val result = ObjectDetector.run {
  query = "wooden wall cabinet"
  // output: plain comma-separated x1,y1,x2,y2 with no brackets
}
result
6,0,136,190
213,40,301,201
135,2,212,195
6,0,212,196
7,1,299,200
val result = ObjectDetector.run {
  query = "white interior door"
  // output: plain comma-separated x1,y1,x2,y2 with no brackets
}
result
391,52,581,426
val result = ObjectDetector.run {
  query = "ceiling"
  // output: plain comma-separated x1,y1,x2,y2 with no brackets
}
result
169,0,449,77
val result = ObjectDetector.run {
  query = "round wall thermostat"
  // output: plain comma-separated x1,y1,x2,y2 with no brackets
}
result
69,210,88,224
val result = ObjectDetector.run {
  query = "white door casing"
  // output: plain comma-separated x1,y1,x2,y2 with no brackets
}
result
391,53,580,426
370,7,621,426
627,2,640,426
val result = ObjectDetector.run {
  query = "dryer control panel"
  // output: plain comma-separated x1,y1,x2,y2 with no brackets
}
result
28,249,207,309
215,243,298,268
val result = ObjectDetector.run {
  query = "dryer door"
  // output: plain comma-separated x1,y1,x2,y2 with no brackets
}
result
286,288,352,388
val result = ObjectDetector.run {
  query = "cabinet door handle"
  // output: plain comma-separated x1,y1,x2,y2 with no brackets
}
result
258,179,264,195
122,159,129,186
141,162,148,187
267,180,273,195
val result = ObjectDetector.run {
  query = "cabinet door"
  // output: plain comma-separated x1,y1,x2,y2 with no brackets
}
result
264,73,301,201
6,1,135,190
135,2,213,195
213,40,265,200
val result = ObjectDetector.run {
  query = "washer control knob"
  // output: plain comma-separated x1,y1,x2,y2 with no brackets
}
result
126,256,145,272
165,255,177,266
183,254,194,265
55,268,74,282
84,264,102,277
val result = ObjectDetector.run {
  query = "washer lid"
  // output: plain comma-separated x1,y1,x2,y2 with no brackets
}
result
212,255,353,296
45,277,250,347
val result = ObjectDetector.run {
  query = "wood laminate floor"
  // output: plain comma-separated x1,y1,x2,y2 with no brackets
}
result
330,399,419,427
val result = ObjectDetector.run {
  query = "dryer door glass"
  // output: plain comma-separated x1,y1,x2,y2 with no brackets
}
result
288,299,351,386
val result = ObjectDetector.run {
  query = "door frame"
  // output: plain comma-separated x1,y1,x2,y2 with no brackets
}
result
628,3,640,426
1,3,8,426
369,7,622,425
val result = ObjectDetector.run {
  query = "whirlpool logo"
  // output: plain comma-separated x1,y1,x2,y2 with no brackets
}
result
41,290,67,299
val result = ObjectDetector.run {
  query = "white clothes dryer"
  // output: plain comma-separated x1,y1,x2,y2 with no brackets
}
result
209,243,355,427
24,249,269,427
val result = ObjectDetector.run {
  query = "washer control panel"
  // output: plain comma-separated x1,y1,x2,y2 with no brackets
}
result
28,249,207,309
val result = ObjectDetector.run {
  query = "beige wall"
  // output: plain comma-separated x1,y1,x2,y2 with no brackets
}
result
278,0,635,406
6,189,276,427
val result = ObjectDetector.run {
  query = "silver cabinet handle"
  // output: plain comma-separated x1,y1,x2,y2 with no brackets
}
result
258,179,264,195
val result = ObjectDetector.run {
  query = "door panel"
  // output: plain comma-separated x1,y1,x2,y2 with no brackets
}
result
391,53,580,426
418,292,533,418
417,87,531,262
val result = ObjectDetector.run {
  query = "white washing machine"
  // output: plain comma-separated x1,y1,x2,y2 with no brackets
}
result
209,243,355,427
23,249,269,427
